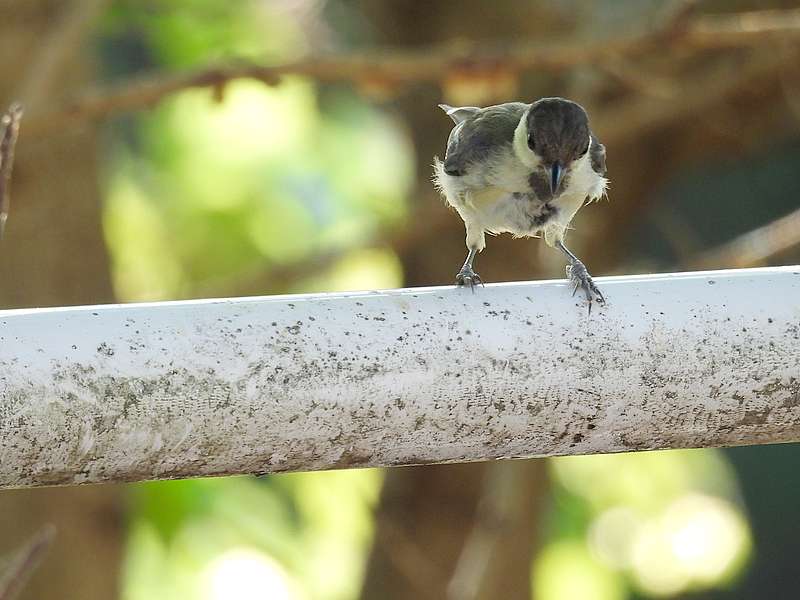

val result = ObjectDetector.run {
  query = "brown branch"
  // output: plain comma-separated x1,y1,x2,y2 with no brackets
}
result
373,517,448,597
0,525,56,600
690,206,800,269
597,47,797,147
0,103,23,240
446,463,521,600
21,8,800,139
15,0,112,110
686,8,800,47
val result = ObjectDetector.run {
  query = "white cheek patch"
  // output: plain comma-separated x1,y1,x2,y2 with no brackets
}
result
512,112,541,170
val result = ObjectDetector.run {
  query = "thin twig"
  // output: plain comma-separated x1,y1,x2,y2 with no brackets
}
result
597,48,795,147
691,206,800,269
0,525,56,600
374,517,448,597
15,0,112,111
0,103,23,240
20,8,800,139
687,8,800,47
447,464,517,600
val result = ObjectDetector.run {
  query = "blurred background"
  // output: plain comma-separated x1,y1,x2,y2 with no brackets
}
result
1,0,799,599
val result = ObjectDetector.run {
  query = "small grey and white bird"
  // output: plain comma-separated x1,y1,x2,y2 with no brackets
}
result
433,97,608,309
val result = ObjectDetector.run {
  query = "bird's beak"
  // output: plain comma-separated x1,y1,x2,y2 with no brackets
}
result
550,163,564,196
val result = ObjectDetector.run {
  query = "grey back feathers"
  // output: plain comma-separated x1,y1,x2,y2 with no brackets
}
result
589,134,607,176
439,98,606,179
440,102,529,177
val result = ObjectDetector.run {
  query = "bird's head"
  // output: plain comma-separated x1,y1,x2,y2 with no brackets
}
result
515,98,591,197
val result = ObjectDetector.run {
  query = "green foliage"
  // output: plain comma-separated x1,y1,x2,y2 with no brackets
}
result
100,0,413,302
123,470,382,600
536,449,752,599
104,78,412,300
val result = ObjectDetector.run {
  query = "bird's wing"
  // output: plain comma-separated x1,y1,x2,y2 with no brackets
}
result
589,133,606,176
442,102,528,176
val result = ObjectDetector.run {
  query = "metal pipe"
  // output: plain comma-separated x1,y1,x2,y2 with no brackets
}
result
1,266,799,488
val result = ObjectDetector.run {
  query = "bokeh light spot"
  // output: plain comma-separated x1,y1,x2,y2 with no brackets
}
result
204,548,297,600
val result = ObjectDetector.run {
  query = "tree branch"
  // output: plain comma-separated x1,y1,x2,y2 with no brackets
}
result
15,0,112,110
691,206,800,269
597,48,796,147
21,8,800,139
0,103,23,240
0,526,56,600
447,461,546,600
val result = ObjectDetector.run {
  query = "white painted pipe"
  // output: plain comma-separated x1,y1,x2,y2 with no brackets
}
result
1,266,799,489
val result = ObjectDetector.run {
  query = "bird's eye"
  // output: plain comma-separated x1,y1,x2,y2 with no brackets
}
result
579,140,590,157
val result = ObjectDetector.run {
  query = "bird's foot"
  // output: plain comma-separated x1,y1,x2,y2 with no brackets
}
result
456,267,483,291
566,261,604,314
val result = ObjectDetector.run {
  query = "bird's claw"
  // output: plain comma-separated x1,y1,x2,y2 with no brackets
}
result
566,261,604,314
456,268,483,292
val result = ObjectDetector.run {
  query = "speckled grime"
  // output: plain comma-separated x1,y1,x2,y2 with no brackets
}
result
1,267,799,488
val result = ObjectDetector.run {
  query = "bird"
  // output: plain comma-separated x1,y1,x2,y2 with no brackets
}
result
433,97,608,311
